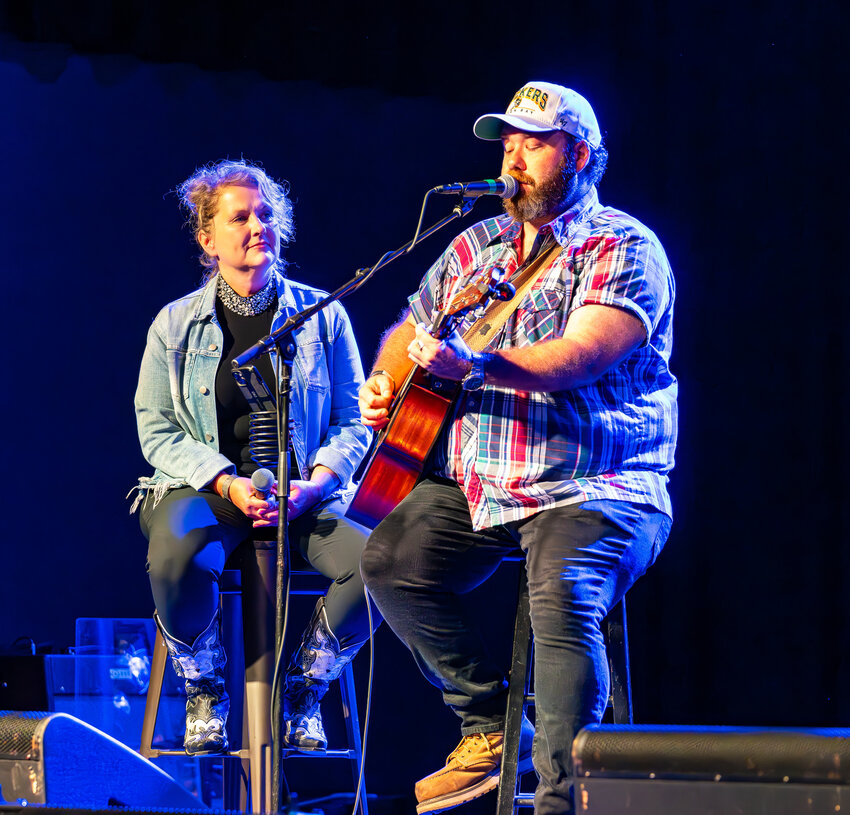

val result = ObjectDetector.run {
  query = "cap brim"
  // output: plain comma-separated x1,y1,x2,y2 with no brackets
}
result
473,113,560,141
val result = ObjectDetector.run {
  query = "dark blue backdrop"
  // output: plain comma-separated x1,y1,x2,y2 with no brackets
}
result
0,0,846,809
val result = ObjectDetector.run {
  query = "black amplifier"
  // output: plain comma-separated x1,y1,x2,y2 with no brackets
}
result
573,724,850,814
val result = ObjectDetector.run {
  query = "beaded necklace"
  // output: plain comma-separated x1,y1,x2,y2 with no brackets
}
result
217,275,277,316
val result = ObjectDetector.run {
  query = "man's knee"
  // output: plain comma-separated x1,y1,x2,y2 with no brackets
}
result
361,506,429,591
360,527,398,591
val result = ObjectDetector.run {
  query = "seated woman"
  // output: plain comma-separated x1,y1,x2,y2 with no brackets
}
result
132,158,378,755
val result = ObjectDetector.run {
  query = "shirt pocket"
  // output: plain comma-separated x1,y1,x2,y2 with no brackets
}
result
166,348,197,404
296,340,330,393
513,288,567,342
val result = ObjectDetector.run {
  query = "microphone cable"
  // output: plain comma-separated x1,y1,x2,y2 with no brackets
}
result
350,586,376,815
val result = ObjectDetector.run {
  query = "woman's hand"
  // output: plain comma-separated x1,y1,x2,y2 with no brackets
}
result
285,465,339,521
286,480,324,521
227,477,280,527
220,465,338,526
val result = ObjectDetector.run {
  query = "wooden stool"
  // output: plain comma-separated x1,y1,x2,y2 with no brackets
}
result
496,567,633,814
139,541,368,814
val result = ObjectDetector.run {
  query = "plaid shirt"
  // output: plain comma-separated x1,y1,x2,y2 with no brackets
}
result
408,187,677,530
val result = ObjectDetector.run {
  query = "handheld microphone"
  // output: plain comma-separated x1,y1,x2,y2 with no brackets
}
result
432,175,519,199
251,468,276,502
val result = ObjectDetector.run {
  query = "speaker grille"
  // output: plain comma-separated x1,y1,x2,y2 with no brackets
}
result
0,710,48,760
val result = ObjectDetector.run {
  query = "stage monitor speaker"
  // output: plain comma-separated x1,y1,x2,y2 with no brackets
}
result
572,724,850,814
0,710,204,810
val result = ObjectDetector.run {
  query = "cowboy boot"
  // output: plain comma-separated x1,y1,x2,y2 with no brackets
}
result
155,610,230,756
283,597,361,750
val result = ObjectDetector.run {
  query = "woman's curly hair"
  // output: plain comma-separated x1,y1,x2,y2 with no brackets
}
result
177,159,295,280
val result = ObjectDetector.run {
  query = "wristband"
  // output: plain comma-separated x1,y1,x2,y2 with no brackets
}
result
218,474,237,501
370,369,396,389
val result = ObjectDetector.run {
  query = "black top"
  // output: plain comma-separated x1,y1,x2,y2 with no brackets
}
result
214,297,277,477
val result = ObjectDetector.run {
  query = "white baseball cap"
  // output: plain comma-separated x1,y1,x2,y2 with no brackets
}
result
473,81,602,149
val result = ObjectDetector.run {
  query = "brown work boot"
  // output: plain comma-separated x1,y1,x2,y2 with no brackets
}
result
414,719,534,814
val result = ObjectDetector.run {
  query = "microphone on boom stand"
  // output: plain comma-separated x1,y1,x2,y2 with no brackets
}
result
431,174,519,198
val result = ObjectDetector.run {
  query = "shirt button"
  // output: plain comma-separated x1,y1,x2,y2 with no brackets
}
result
205,433,214,442
199,386,209,395
208,344,218,351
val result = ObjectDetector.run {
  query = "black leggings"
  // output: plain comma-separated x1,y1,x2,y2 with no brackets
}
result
140,487,379,648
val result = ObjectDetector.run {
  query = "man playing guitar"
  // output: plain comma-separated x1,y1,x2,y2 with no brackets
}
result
357,81,678,815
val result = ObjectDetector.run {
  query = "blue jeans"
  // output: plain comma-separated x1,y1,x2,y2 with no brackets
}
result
360,477,671,815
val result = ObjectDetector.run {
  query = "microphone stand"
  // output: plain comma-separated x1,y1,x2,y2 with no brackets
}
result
231,195,479,814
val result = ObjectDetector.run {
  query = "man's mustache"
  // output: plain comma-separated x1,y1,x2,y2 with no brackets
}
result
508,171,535,186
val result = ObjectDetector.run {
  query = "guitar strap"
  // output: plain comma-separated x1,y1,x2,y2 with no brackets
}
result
463,239,562,353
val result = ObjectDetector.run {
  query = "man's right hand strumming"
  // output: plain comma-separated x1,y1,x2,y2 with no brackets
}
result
358,311,418,429
358,372,396,429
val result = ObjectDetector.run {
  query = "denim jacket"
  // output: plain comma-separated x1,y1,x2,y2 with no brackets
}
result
131,272,370,509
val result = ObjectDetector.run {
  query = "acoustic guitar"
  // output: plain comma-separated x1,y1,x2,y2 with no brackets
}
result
346,270,514,529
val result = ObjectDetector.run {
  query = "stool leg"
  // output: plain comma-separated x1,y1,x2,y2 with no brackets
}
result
244,544,276,814
140,622,168,758
339,663,368,815
217,582,246,811
606,597,633,725
244,676,272,813
497,568,532,815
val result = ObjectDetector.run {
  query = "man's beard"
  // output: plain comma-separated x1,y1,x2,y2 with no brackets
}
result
502,152,577,223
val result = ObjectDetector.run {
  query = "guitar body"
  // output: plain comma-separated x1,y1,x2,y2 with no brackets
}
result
346,268,515,529
346,368,460,529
